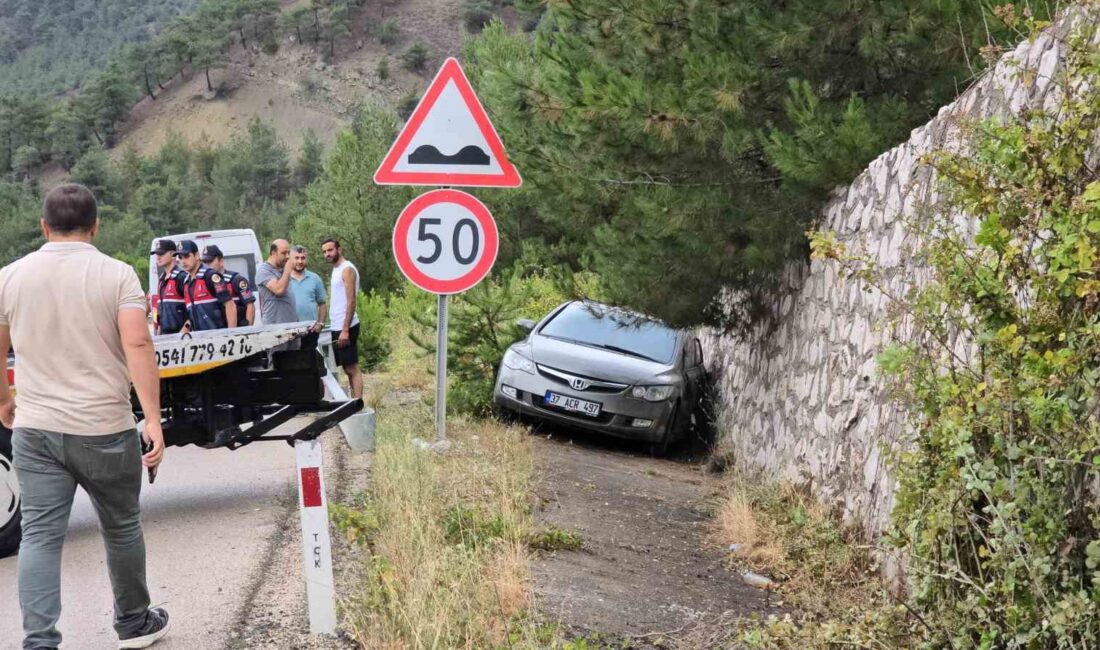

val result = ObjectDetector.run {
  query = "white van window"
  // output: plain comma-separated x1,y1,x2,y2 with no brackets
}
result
223,254,256,283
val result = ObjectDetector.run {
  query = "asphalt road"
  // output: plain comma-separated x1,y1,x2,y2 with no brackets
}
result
0,433,303,649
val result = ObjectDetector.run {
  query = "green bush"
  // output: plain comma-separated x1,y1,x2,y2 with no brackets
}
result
463,0,495,32
355,289,391,372
396,92,418,121
528,526,583,552
112,252,150,290
378,17,400,46
376,56,390,81
441,505,508,549
401,42,428,72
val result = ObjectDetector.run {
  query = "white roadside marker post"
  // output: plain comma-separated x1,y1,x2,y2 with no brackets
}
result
295,437,337,635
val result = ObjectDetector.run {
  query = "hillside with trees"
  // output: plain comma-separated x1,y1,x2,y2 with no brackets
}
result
0,0,1058,335
0,0,199,95
0,0,487,275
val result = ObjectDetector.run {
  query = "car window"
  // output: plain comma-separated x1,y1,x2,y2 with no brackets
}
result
539,302,679,364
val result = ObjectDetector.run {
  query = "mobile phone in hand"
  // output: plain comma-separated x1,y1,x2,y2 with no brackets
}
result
140,436,158,484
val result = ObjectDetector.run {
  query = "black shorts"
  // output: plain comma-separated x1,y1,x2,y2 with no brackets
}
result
333,324,360,367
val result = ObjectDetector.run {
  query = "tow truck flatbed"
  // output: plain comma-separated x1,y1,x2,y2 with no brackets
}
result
0,322,369,558
152,321,314,377
5,322,364,451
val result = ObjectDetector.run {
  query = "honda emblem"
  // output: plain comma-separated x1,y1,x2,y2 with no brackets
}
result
570,377,589,391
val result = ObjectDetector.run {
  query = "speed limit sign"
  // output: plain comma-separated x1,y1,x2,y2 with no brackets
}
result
392,189,499,295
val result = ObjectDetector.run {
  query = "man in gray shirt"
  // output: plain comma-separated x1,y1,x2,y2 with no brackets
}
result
255,239,299,350
255,239,298,324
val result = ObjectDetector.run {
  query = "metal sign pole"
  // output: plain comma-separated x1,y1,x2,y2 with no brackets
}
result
436,293,448,442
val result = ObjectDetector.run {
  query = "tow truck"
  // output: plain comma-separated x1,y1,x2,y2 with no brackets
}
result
0,322,369,557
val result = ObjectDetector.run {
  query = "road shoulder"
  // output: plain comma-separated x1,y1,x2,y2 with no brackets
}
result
531,434,769,646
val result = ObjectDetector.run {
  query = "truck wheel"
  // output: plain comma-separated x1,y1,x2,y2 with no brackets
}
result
0,428,21,558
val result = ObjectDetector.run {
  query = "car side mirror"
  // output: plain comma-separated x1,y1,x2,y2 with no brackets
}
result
516,318,536,333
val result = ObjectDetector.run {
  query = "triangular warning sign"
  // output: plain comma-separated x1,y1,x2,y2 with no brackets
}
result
374,58,522,188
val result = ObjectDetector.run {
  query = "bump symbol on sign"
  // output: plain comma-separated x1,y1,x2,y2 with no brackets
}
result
374,57,521,188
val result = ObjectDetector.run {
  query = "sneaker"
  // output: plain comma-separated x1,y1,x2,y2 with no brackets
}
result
118,607,170,649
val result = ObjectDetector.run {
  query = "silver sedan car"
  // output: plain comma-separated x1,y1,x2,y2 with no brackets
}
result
493,301,707,453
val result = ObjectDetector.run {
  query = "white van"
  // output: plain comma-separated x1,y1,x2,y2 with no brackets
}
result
148,228,264,325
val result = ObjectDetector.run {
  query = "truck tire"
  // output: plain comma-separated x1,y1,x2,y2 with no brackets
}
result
0,427,21,558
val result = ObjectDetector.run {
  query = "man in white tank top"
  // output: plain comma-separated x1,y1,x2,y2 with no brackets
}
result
321,238,363,398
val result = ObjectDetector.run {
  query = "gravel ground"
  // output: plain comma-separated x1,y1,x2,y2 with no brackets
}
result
231,429,372,649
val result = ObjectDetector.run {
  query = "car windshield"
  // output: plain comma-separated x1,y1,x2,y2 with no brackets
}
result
539,303,679,364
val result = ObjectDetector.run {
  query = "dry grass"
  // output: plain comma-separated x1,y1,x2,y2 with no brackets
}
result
710,475,880,611
711,489,784,569
339,306,563,648
342,403,552,648
691,474,895,648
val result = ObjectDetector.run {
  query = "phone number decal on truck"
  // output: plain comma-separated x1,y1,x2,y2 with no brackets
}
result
154,336,257,368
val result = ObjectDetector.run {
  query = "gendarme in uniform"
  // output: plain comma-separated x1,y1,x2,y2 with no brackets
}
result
184,264,232,331
154,239,189,335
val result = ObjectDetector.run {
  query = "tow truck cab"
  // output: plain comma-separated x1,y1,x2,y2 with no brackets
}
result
148,229,264,325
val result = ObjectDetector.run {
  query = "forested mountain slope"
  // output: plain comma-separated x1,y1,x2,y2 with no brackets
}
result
0,0,199,95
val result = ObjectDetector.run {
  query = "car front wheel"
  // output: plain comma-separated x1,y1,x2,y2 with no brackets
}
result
648,401,680,457
0,428,21,558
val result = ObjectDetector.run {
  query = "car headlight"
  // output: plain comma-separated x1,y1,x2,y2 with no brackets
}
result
502,348,536,374
631,385,674,402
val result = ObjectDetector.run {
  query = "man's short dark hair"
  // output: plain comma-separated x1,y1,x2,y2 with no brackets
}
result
321,237,340,249
291,245,307,254
43,183,97,234
270,242,279,254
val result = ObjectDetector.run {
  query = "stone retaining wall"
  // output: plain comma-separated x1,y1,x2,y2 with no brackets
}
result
702,13,1094,538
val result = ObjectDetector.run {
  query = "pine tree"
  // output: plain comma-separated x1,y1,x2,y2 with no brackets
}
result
280,7,311,44
322,3,351,60
0,180,42,264
191,32,226,92
296,128,324,187
292,108,415,295
466,0,1056,329
77,64,137,146
44,103,88,170
70,148,125,208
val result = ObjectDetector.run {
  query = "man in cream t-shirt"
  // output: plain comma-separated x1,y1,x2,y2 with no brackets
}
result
0,184,169,649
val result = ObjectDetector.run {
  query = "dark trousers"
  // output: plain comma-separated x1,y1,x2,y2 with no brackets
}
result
13,428,151,649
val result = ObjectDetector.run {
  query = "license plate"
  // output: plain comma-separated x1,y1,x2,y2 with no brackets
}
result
545,391,602,417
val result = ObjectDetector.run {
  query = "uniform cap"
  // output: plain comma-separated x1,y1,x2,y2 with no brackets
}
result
151,239,177,255
200,244,224,263
177,240,199,256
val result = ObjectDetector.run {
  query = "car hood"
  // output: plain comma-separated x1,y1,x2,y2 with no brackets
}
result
527,335,675,383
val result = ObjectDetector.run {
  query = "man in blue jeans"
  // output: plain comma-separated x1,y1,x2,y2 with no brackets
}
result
0,184,168,649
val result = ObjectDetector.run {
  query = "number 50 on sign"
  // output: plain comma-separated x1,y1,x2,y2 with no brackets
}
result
392,189,499,295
